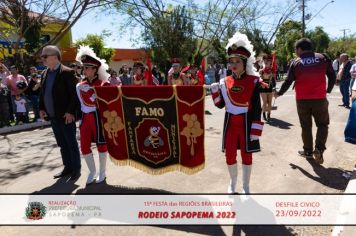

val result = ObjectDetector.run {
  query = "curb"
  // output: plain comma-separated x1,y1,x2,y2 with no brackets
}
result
0,121,51,135
333,166,356,236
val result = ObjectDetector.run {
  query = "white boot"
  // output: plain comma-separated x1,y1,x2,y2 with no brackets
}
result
96,152,107,184
83,153,96,185
227,163,238,194
242,164,252,194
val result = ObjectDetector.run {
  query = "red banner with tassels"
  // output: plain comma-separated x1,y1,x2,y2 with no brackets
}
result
94,85,206,174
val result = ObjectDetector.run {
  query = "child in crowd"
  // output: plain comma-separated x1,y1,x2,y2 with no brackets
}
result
14,94,28,125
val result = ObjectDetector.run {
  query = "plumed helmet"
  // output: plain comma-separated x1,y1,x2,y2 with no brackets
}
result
80,55,101,67
226,32,258,76
171,58,181,67
76,45,109,82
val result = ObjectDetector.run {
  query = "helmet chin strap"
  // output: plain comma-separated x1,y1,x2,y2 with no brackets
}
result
232,70,245,79
87,74,98,83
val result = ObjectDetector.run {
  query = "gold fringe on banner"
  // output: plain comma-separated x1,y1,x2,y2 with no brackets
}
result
109,155,205,175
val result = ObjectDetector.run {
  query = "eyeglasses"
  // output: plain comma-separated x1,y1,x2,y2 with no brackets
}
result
40,54,56,59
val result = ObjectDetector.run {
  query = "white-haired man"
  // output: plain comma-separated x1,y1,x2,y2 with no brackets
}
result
39,45,81,181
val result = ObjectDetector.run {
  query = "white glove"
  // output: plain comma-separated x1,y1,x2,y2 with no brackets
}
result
79,84,91,92
250,135,259,141
210,82,220,93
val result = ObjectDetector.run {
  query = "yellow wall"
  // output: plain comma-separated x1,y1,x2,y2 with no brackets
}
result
0,20,72,60
0,47,26,59
42,22,72,47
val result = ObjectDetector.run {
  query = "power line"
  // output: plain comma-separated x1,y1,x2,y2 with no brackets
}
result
305,0,334,26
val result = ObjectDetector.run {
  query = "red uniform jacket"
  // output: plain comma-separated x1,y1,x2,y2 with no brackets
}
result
212,74,263,153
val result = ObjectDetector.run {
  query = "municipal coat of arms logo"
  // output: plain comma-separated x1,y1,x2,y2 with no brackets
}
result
25,202,46,220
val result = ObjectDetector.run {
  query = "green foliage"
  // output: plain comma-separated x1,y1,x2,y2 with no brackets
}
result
274,21,332,67
306,27,330,53
142,5,197,70
243,29,271,56
2,1,42,71
274,20,302,66
24,20,42,53
4,2,41,53
211,39,227,64
74,34,114,64
327,37,356,59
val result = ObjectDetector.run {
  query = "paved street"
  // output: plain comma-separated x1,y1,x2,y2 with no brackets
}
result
0,83,355,235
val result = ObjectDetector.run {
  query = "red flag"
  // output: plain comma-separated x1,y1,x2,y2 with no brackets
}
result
271,51,277,80
181,65,190,74
145,53,153,85
197,58,205,85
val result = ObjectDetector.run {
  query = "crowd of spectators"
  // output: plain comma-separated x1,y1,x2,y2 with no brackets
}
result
0,63,42,127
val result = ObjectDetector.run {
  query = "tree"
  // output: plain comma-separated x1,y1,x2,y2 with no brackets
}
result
113,0,266,61
0,1,43,71
240,0,300,56
211,38,227,65
243,29,270,56
142,5,196,70
274,21,332,63
274,20,302,66
0,1,43,53
190,0,251,58
0,0,117,56
306,26,330,53
327,36,356,59
74,33,114,64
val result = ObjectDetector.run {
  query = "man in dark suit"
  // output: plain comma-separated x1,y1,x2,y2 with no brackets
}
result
39,45,81,181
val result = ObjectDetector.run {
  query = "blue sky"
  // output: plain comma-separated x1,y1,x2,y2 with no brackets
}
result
72,0,356,49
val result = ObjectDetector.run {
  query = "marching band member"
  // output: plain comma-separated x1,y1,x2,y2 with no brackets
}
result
167,58,186,85
131,61,147,86
76,46,110,185
210,32,263,194
183,63,203,85
259,54,276,121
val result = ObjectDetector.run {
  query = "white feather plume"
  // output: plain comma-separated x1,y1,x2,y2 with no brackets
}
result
76,45,110,82
225,32,259,76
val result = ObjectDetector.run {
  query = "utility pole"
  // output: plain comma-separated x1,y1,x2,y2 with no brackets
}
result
340,29,350,40
301,0,305,37
297,0,307,37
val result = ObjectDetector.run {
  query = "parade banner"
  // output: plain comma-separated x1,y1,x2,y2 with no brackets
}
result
94,85,205,174
1,194,356,225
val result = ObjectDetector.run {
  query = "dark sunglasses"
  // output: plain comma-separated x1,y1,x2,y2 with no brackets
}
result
40,54,56,59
